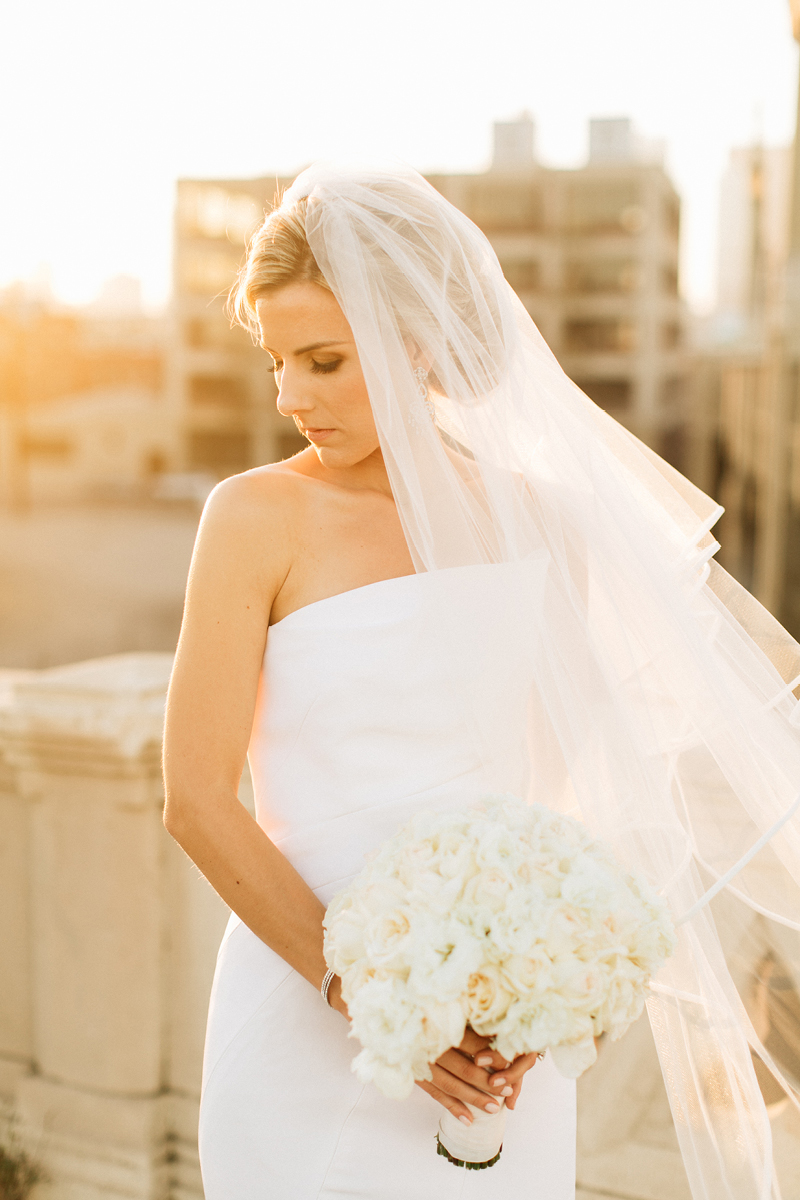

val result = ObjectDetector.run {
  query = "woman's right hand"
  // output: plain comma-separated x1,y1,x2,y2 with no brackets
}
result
328,979,540,1123
415,1027,540,1124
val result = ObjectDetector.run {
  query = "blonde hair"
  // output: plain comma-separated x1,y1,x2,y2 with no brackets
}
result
228,195,332,338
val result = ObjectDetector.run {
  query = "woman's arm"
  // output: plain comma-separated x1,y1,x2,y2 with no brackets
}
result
163,473,535,1119
163,472,347,1015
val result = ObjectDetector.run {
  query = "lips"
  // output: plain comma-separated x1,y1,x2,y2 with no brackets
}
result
300,426,336,443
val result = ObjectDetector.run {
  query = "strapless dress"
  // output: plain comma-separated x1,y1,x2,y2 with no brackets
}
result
199,559,576,1198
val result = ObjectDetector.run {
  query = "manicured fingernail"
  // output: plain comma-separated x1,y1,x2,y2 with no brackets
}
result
485,1102,500,1113
475,1055,492,1066
501,1086,513,1097
491,1076,506,1087
459,1115,472,1126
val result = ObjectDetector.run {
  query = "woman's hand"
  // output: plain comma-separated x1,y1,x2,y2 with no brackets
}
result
415,1027,541,1124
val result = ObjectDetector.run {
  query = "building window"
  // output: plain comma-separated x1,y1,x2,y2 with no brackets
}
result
575,379,632,412
188,430,250,473
661,322,681,350
658,425,686,472
661,264,679,295
565,319,637,353
563,182,641,233
21,436,73,459
565,258,639,293
660,376,685,410
468,181,543,231
663,195,681,238
499,258,541,292
188,375,248,407
185,317,250,350
144,450,168,476
180,249,241,296
178,185,260,244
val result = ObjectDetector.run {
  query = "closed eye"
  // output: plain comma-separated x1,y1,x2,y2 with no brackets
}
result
310,359,341,375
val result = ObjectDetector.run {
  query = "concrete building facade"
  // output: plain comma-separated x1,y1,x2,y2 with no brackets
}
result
0,300,168,509
429,118,686,467
169,118,687,478
694,131,800,637
169,178,305,478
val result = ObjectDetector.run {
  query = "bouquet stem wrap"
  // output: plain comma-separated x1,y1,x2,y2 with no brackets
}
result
437,1100,506,1168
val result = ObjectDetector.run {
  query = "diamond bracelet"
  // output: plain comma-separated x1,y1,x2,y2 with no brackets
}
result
320,968,336,1007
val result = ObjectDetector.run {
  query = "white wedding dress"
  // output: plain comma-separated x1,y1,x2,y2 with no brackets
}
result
199,559,576,1199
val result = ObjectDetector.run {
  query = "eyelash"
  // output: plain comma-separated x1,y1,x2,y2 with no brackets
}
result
269,359,341,375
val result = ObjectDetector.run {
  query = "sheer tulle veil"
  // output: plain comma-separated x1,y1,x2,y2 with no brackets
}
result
281,161,800,1198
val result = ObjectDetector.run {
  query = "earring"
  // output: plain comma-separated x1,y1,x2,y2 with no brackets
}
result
413,367,435,420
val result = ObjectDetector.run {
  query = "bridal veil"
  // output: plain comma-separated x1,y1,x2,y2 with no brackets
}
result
249,162,800,1200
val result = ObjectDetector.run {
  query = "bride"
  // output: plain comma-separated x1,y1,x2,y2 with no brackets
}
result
163,163,800,1199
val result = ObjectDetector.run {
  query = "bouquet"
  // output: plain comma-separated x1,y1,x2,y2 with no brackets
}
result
323,795,676,1168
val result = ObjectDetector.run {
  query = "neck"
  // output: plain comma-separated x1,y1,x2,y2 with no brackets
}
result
308,444,394,498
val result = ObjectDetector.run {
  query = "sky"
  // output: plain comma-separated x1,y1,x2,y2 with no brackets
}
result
0,0,797,313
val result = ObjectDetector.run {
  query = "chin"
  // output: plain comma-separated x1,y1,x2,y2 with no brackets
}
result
313,439,380,470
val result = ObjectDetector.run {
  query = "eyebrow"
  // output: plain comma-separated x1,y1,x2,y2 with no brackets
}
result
261,339,350,356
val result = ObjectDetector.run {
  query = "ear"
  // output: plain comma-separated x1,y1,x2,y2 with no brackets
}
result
404,339,432,374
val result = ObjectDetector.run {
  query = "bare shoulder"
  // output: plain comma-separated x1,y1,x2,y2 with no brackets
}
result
183,464,304,616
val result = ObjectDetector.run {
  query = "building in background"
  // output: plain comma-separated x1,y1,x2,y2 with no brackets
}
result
22,387,176,504
693,131,800,638
429,115,687,470
0,292,169,507
715,146,791,347
171,115,687,478
169,176,305,478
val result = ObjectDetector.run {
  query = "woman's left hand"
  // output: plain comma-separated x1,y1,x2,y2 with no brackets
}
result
416,1026,541,1121
461,1028,540,1111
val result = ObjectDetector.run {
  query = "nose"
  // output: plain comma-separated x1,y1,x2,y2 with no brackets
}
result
275,369,312,419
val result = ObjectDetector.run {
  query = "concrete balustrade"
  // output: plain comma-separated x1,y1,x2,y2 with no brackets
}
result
1,652,798,1200
0,654,229,1200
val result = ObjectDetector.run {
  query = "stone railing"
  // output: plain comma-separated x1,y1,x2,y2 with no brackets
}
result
0,653,230,1200
1,653,798,1200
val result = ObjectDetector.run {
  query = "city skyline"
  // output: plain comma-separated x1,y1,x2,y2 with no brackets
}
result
0,0,797,312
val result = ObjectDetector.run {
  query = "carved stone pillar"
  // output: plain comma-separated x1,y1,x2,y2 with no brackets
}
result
0,653,228,1200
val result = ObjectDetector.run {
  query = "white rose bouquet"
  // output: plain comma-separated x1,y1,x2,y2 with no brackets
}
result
323,795,676,1168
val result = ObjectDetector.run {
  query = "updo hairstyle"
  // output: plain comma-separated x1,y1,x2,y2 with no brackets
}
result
228,195,331,339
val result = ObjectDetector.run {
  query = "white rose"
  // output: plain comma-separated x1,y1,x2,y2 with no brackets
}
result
501,948,554,997
486,892,548,955
490,995,576,1061
465,965,514,1032
362,908,414,969
419,1000,466,1060
546,903,586,955
352,1048,416,1099
341,961,383,1005
560,861,615,911
434,835,480,883
323,904,368,973
408,928,484,1002
598,972,645,1039
348,977,424,1065
462,867,515,914
549,1034,597,1078
550,956,608,1014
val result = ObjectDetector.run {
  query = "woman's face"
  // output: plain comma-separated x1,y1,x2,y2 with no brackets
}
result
256,283,379,470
